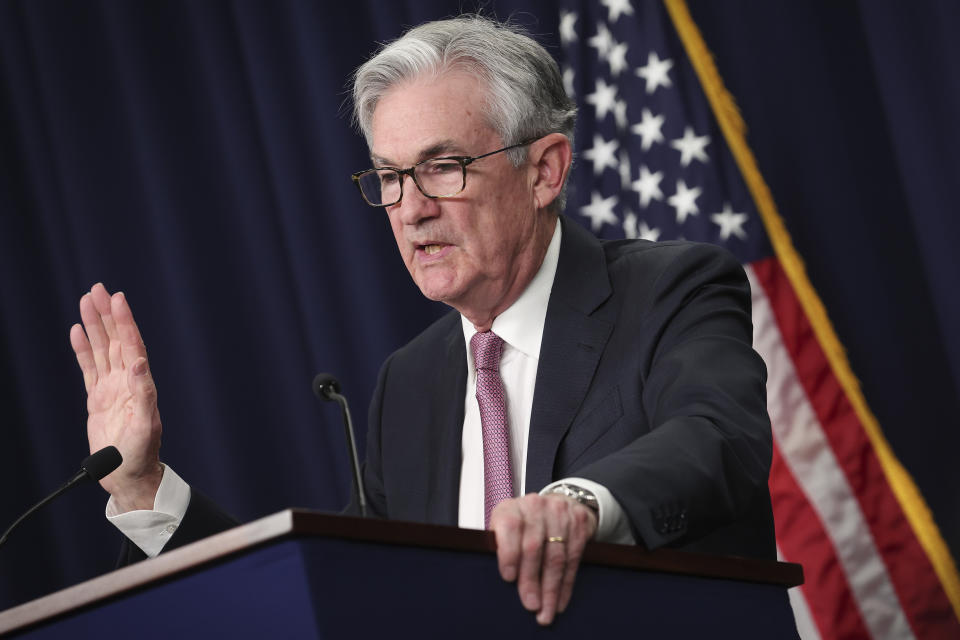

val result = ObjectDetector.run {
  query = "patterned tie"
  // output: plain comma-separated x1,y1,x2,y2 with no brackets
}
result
470,330,513,528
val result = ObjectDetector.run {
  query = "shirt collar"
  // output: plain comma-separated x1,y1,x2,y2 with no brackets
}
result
462,219,562,368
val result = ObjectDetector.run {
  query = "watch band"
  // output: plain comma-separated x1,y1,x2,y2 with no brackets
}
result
549,483,600,516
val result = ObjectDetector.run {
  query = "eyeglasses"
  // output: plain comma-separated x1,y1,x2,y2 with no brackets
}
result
351,138,537,207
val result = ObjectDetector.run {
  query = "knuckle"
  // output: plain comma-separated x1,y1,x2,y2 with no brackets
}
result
544,552,566,573
572,506,591,527
494,510,522,532
521,493,544,512
522,537,543,556
547,496,569,517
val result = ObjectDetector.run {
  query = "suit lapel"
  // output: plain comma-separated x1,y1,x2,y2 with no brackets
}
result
425,319,467,525
525,218,614,493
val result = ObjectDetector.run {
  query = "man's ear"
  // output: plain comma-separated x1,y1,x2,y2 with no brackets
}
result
529,133,573,210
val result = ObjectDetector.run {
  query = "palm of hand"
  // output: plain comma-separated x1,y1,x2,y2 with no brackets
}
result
87,368,161,495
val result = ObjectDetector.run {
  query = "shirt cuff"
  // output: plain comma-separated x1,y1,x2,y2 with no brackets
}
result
105,464,191,558
541,477,636,545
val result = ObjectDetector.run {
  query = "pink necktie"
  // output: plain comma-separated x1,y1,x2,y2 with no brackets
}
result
471,331,513,528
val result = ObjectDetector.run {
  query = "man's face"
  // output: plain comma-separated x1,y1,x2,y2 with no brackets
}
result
370,72,549,321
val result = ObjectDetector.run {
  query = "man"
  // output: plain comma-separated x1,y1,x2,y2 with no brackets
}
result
71,16,774,627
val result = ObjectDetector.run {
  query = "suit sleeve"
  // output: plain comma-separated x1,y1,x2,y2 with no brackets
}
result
574,243,773,553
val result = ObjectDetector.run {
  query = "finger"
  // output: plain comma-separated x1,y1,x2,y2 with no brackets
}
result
69,323,97,392
491,501,523,582
112,292,148,368
91,283,122,370
90,283,117,337
516,499,546,612
79,292,111,376
557,505,594,613
537,500,572,625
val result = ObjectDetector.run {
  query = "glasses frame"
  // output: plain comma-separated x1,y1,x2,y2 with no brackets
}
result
351,138,539,207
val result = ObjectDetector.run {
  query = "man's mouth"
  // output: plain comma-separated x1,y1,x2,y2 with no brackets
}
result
416,242,452,257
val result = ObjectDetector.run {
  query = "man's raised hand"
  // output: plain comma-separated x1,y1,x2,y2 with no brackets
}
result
70,283,163,513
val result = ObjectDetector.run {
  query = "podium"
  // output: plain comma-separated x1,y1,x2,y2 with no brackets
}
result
0,510,802,638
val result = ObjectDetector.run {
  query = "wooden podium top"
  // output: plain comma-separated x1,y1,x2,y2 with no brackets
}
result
0,509,803,636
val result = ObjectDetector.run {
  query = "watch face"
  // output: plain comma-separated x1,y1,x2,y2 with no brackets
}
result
552,484,598,511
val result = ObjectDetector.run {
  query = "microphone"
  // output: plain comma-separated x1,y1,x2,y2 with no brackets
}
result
313,373,367,517
0,446,123,548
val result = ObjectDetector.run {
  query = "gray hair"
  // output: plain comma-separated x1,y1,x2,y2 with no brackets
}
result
351,15,577,212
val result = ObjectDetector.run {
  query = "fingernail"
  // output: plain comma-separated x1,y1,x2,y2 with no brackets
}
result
522,591,539,611
133,359,147,376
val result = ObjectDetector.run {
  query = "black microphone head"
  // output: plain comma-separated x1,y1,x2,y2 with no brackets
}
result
312,373,341,401
81,446,123,481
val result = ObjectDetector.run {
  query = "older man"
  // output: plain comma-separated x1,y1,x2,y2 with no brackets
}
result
72,16,774,627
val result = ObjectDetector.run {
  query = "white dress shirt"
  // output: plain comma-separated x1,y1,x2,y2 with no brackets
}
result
458,221,633,543
110,219,634,556
106,464,190,557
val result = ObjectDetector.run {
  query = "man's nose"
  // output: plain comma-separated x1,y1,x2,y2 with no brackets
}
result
396,174,439,225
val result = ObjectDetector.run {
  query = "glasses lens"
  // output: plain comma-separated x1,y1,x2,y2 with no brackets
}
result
358,170,401,206
414,159,465,198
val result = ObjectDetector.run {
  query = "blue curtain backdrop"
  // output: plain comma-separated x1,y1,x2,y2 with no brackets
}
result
0,0,956,608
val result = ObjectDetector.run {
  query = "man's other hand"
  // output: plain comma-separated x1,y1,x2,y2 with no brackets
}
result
489,493,598,626
70,283,163,512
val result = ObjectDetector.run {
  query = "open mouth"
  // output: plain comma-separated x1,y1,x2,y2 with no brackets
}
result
422,244,445,255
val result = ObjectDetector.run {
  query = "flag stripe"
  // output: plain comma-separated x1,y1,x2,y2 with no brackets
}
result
783,581,824,640
773,451,868,640
752,258,960,638
748,261,915,639
663,0,960,623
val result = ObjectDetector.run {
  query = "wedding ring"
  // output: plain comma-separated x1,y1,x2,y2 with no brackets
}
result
547,536,565,543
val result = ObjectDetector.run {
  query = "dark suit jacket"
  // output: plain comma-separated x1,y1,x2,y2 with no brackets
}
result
136,215,774,563
362,216,774,558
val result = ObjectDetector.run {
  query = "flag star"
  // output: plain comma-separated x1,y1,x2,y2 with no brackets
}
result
559,10,578,46
618,150,632,190
638,220,661,242
588,23,614,58
636,51,673,94
631,164,664,208
630,108,665,150
563,66,575,98
583,134,620,175
607,41,630,76
613,99,629,130
623,210,638,238
670,126,711,166
580,190,620,231
601,0,635,22
667,179,702,224
711,203,749,240
585,78,619,121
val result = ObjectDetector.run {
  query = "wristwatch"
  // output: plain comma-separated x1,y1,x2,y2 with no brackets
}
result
549,483,600,518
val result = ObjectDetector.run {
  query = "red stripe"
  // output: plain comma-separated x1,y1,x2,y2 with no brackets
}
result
753,256,960,637
770,441,871,639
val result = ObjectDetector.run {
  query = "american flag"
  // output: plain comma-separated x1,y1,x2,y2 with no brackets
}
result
558,1,960,638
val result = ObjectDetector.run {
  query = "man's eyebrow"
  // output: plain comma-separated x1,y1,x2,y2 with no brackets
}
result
370,140,465,167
